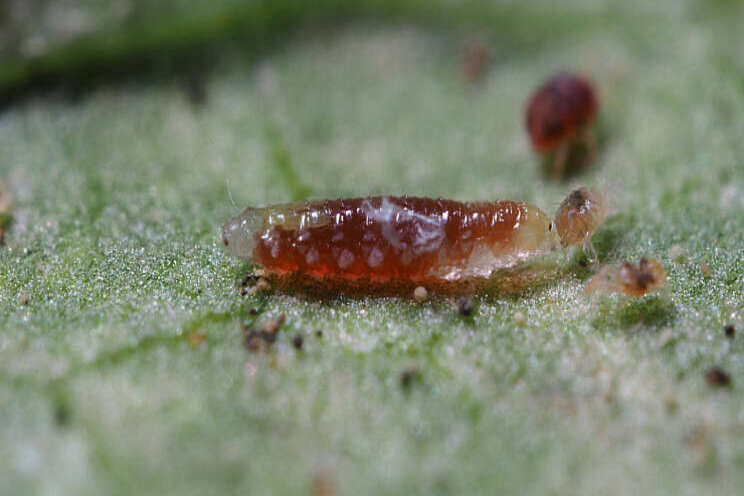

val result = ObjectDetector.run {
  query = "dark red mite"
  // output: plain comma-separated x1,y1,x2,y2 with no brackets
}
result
525,73,599,179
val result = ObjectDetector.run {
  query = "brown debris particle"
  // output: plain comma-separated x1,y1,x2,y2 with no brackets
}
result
261,313,286,335
462,40,489,82
724,325,735,339
187,332,207,348
315,329,324,338
700,261,711,277
248,277,271,295
239,273,271,296
18,293,30,306
292,333,304,351
705,366,731,388
240,274,259,288
618,258,665,293
584,257,666,297
243,329,271,352
243,314,286,352
313,471,336,496
413,286,429,303
456,295,475,316
400,364,421,389
239,274,259,296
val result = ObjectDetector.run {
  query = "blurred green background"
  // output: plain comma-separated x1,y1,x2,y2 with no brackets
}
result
1,1,743,494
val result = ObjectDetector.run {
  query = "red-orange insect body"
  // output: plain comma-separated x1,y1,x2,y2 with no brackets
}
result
224,197,554,284
222,188,606,287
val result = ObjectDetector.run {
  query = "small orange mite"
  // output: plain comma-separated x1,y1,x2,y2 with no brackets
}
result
525,73,599,179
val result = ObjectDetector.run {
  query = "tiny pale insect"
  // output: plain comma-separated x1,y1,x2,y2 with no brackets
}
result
222,188,607,294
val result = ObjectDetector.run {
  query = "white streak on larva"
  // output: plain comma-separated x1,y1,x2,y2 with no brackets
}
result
361,197,445,255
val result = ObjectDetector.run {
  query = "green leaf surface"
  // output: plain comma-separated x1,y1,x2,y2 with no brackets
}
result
1,0,743,494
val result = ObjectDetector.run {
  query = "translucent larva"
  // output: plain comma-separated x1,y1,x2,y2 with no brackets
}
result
222,188,606,291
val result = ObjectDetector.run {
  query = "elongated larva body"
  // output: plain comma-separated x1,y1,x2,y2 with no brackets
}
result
222,188,606,290
225,196,556,283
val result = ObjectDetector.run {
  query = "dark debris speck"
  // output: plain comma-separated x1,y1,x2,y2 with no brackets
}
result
315,329,324,338
239,275,260,296
243,314,285,352
261,313,285,335
456,296,475,317
725,325,735,339
243,329,274,352
240,274,259,288
400,365,421,389
705,366,732,388
53,401,70,427
292,333,304,351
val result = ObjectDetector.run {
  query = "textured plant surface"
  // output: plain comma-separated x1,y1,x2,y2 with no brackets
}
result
0,1,743,494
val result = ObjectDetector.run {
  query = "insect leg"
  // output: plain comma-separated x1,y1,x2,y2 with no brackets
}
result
552,144,569,180
582,237,598,264
583,128,598,166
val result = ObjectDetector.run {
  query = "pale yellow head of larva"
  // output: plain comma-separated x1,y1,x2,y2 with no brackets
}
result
553,187,607,247
221,207,263,261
